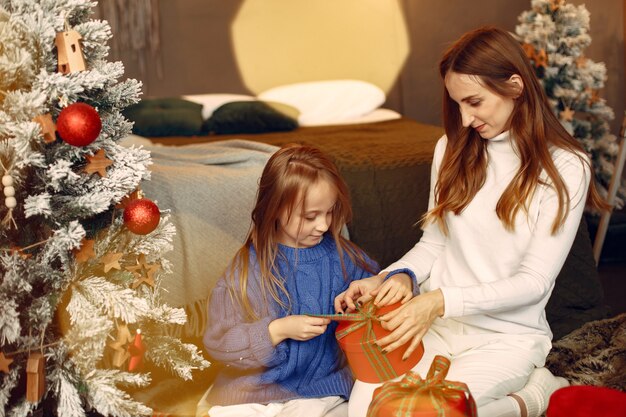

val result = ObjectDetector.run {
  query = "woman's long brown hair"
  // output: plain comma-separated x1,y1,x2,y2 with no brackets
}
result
426,26,607,234
228,144,377,321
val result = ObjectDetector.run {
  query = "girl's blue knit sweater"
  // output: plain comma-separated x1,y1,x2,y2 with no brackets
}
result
203,236,378,405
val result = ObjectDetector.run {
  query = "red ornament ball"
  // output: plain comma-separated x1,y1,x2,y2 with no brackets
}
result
57,102,102,147
123,198,161,235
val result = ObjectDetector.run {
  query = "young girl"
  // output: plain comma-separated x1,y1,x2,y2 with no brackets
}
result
336,26,608,417
204,144,406,417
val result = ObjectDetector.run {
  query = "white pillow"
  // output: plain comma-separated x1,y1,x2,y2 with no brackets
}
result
181,94,256,120
257,80,385,126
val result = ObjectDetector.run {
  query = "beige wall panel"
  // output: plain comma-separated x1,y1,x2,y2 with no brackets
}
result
116,0,623,133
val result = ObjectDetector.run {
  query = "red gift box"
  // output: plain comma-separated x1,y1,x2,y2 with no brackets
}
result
367,355,477,417
334,301,424,383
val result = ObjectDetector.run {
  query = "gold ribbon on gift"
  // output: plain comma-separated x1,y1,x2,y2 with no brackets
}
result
367,355,478,417
309,300,398,381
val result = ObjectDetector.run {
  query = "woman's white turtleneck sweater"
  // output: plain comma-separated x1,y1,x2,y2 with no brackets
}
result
385,131,590,340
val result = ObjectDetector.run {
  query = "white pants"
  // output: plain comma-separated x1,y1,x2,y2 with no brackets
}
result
208,396,347,417
349,318,550,417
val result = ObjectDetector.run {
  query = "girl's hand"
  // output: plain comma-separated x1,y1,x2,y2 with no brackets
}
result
375,289,444,360
268,315,330,346
334,274,385,313
370,273,413,307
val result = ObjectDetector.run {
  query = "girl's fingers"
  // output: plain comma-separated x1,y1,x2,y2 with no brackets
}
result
356,293,373,306
373,289,388,305
334,292,346,313
345,295,357,311
377,289,402,307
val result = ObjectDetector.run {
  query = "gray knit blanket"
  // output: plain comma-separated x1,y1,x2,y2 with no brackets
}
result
125,138,278,329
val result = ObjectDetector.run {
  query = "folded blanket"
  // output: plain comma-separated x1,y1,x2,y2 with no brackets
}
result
138,139,278,315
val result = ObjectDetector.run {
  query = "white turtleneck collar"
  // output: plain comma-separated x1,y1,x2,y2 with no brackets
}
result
488,130,510,142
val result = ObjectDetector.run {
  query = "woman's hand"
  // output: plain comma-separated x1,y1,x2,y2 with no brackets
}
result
334,274,385,313
370,273,413,307
268,315,330,346
376,289,445,360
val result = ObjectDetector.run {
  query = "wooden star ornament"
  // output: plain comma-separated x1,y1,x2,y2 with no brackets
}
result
549,0,564,11
534,48,548,68
109,323,133,367
559,107,575,122
126,254,159,289
84,149,113,177
575,56,588,68
101,252,123,273
0,352,14,373
33,114,57,144
588,89,601,105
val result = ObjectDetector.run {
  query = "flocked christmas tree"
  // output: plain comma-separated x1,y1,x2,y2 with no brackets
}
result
516,0,624,206
0,1,209,416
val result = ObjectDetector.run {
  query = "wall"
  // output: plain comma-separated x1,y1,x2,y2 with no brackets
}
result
115,0,624,133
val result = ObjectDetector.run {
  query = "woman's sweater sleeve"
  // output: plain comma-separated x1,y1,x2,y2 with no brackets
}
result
384,136,448,282
203,274,288,370
440,150,591,318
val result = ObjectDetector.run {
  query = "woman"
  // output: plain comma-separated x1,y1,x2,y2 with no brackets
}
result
335,26,607,417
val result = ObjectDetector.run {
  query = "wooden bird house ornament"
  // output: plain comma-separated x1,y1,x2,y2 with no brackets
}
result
55,29,86,74
26,352,45,403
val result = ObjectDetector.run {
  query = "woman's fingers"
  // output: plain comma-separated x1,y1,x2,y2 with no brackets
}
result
402,333,424,360
379,326,415,353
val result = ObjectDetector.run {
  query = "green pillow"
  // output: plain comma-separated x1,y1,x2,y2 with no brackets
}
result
202,101,299,135
123,98,204,137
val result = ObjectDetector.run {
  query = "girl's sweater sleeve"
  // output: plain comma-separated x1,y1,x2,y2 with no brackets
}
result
384,136,448,282
203,272,288,370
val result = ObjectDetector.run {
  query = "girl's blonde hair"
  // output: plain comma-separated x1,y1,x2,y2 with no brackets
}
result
229,144,376,320
427,26,607,234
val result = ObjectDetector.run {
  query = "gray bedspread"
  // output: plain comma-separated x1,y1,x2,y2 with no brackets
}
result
135,139,278,311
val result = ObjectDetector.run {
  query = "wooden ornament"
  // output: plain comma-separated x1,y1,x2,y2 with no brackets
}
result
109,323,133,368
115,189,142,210
73,238,95,263
0,352,13,373
26,352,45,403
559,107,575,122
101,252,123,273
534,48,548,68
549,0,564,12
33,114,57,144
127,254,159,289
522,43,536,60
84,149,113,177
55,30,86,74
588,89,601,105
